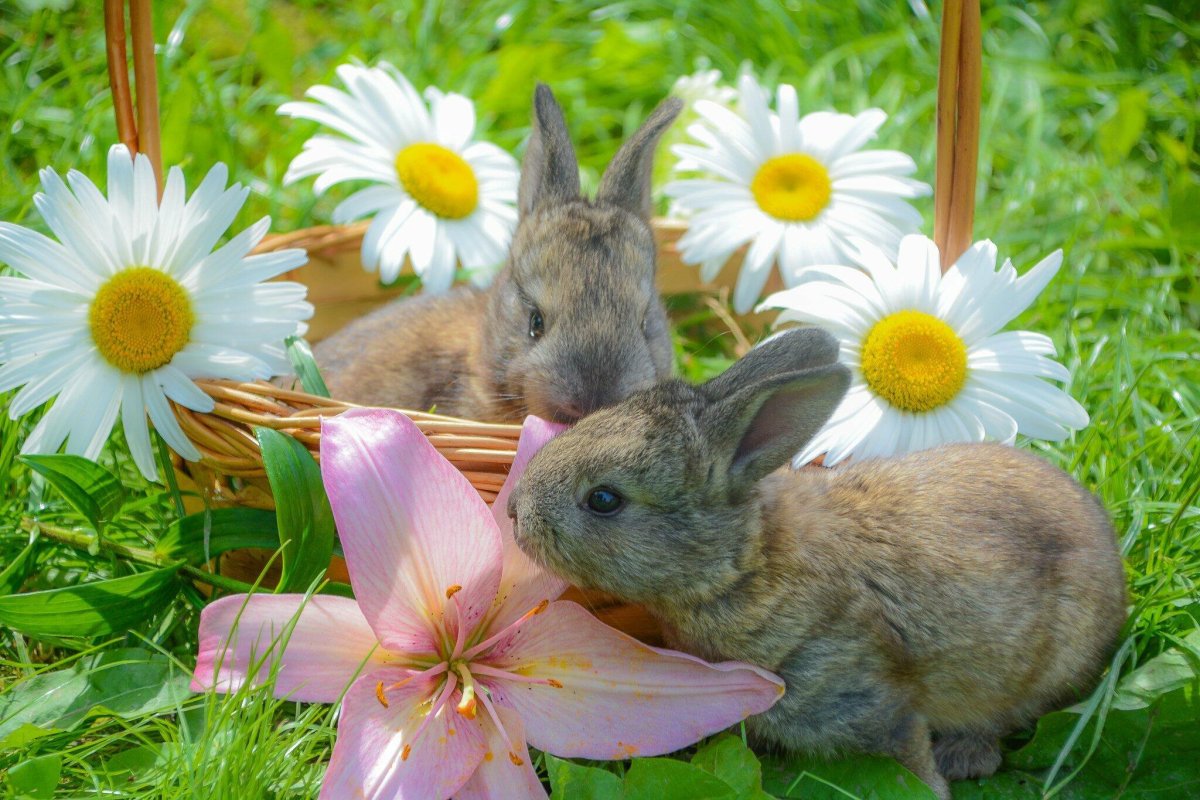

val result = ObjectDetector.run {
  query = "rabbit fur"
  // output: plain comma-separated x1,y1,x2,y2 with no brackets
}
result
508,327,1127,799
313,85,681,423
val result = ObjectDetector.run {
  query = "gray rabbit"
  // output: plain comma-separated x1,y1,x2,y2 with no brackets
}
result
508,327,1127,799
314,85,681,423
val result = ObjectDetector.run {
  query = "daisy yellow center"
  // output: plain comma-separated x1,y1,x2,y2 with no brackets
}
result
859,310,967,413
750,153,832,222
88,267,194,374
395,143,478,219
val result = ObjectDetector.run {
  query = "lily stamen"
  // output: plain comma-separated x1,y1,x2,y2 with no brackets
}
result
406,671,459,756
447,591,470,660
461,599,550,661
469,662,564,688
475,682,524,765
386,661,449,693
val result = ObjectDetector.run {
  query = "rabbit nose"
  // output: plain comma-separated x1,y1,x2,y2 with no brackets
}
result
505,491,519,521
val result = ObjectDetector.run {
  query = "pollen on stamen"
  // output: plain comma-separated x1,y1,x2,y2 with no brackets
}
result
509,752,524,766
484,752,494,762
457,695,478,719
532,599,549,615
446,584,462,599
547,678,563,688
375,680,389,708
401,744,411,761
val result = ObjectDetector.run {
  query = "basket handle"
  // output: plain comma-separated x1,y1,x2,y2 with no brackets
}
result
933,0,981,272
103,0,163,194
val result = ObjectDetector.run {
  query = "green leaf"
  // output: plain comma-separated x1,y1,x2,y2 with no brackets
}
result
624,757,738,800
101,742,177,780
999,634,1200,796
255,427,335,593
6,753,61,798
692,734,764,797
545,755,623,800
155,507,280,565
0,648,192,748
0,533,38,595
0,565,182,638
761,753,939,799
0,723,57,751
285,335,331,398
19,454,124,532
1098,88,1148,165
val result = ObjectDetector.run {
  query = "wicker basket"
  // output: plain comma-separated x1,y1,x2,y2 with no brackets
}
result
105,0,980,645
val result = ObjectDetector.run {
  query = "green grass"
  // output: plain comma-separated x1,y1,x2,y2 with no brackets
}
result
2,0,1199,797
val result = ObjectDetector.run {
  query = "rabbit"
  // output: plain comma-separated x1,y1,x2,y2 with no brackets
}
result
507,327,1128,799
312,85,682,424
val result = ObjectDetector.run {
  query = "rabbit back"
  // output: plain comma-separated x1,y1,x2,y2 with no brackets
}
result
314,287,492,417
743,443,1126,735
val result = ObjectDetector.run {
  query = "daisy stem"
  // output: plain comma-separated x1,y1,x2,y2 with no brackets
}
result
154,433,186,518
19,517,258,594
22,518,161,565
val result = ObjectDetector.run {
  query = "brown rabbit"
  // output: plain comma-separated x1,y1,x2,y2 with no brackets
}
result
507,328,1127,799
313,85,682,423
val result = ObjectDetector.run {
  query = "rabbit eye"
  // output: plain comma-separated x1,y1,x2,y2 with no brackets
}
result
528,308,545,340
585,486,624,515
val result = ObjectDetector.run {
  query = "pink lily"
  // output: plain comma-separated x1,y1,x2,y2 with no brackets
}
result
192,408,784,799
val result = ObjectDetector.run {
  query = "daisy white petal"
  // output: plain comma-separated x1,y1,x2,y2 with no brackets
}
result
0,146,312,481
668,74,929,311
280,64,519,291
761,235,1087,462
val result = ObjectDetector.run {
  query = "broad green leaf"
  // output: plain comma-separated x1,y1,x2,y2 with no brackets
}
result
545,755,623,800
692,734,763,797
761,753,939,799
624,757,738,800
0,565,182,638
155,507,280,565
0,533,38,595
284,335,331,398
6,753,61,798
0,648,192,748
19,454,124,532
1098,88,1148,165
0,723,56,751
256,427,335,593
101,742,177,779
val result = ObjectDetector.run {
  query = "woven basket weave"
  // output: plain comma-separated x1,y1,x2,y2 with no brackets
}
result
105,0,980,643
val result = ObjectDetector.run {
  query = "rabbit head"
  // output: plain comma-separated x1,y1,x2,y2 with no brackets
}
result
508,327,851,604
481,85,682,423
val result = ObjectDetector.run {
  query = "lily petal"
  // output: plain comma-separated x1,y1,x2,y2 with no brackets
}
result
320,668,487,800
192,593,382,703
321,408,503,653
484,601,784,760
454,704,546,800
489,416,569,631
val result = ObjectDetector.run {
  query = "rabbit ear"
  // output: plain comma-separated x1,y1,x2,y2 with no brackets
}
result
700,364,851,496
703,328,841,401
519,84,581,216
596,96,683,219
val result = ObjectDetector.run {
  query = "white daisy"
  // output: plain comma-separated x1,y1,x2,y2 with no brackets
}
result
664,69,738,217
759,234,1089,466
279,62,520,290
0,145,311,481
665,73,931,313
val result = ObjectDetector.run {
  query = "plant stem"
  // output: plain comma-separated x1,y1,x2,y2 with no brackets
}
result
21,517,257,594
23,517,161,565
